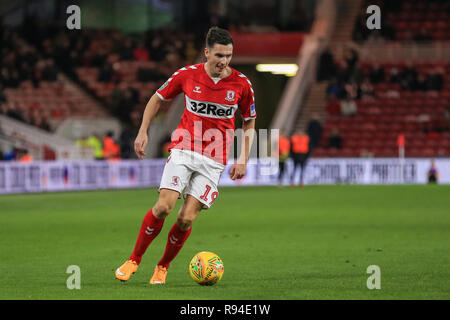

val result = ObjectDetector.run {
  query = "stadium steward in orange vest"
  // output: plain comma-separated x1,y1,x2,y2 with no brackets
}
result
290,129,310,187
277,131,291,185
103,131,121,161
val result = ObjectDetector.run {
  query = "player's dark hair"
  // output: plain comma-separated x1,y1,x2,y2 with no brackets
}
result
205,26,233,48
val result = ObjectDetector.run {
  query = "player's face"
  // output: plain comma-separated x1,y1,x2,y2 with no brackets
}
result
205,43,233,77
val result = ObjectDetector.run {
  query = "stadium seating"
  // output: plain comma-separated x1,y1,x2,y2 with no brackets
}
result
354,0,450,42
2,80,104,130
0,27,106,132
69,30,196,119
387,1,450,41
315,61,450,158
0,25,196,133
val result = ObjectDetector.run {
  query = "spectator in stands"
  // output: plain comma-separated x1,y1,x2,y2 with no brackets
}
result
328,128,343,149
119,125,136,159
147,36,167,62
369,63,385,84
343,48,359,72
400,63,418,90
133,44,149,62
317,48,336,82
17,61,34,85
109,85,136,123
426,68,444,91
119,37,135,61
344,82,361,100
349,63,365,85
415,74,428,92
306,113,323,153
125,86,140,109
98,62,115,82
3,147,18,161
6,102,25,122
427,160,439,184
414,28,433,43
360,77,375,100
41,59,58,82
326,78,345,100
1,66,20,88
335,60,352,84
160,50,183,76
388,67,401,83
340,97,357,116
290,129,310,187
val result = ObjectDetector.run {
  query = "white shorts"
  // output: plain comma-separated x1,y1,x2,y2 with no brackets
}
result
159,149,225,209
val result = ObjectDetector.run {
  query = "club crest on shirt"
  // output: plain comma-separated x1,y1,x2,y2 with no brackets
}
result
225,90,235,102
171,176,180,186
193,86,202,93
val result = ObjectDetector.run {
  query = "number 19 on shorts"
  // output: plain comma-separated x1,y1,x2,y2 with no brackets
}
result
200,185,218,206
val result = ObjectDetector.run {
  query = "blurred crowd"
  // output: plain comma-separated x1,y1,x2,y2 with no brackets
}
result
318,47,445,118
0,15,200,138
21,16,200,125
316,46,448,155
0,23,57,132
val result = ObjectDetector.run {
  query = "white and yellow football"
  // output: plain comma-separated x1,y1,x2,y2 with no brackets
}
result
189,251,224,286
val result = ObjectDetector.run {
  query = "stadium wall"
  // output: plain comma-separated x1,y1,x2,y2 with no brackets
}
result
0,158,449,194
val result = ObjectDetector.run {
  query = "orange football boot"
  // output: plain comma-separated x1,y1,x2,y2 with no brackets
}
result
149,265,168,284
115,260,138,282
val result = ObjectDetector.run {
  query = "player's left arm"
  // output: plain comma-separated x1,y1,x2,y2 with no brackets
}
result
230,118,255,180
230,75,256,180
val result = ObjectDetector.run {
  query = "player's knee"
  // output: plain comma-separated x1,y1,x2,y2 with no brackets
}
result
176,217,194,231
153,201,174,218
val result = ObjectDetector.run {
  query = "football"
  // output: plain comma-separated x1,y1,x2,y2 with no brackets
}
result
189,251,224,286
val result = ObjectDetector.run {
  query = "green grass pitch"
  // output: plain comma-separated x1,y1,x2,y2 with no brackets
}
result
0,185,449,300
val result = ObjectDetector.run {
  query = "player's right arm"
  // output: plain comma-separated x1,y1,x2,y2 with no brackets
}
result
134,93,164,159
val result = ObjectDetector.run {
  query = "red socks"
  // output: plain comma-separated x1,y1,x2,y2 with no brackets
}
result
128,209,192,269
129,209,164,264
158,222,192,269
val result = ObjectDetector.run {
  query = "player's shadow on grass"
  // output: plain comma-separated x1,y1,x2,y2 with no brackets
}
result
115,281,230,289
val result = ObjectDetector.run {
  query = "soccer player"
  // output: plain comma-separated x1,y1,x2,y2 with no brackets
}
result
115,26,256,284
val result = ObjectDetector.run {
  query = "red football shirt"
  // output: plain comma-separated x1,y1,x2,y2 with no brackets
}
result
156,63,256,165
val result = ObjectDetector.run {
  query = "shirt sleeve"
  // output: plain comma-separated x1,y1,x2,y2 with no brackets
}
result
238,78,256,121
156,70,184,101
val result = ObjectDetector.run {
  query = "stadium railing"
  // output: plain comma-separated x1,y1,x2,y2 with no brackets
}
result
270,0,337,134
0,115,89,160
